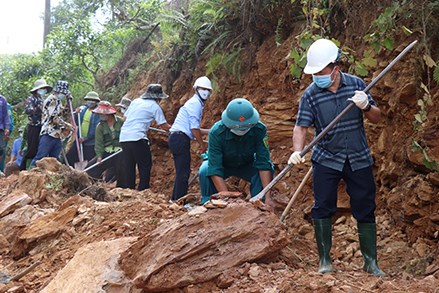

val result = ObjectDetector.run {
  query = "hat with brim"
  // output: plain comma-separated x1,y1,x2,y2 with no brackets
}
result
92,101,116,115
30,78,53,93
84,91,101,102
140,84,169,100
93,106,116,115
116,97,131,108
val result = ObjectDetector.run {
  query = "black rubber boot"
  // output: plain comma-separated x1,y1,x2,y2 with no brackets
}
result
358,222,386,277
313,218,333,274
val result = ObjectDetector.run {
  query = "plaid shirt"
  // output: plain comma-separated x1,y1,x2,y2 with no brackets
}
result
296,72,376,172
40,94,68,138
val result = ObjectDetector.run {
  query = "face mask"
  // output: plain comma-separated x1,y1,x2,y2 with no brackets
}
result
86,101,97,108
197,89,211,100
231,128,251,136
37,89,47,96
312,67,336,89
57,94,65,100
99,115,108,121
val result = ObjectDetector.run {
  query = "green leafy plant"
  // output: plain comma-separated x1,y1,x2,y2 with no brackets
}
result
414,82,433,127
206,48,242,80
412,140,438,171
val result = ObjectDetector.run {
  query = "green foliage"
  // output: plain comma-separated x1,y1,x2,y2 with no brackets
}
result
287,0,332,80
412,140,438,172
275,17,283,47
434,64,439,83
0,55,46,106
206,48,242,81
413,82,433,127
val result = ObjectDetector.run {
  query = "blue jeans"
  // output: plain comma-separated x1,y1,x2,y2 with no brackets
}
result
198,160,273,204
30,134,62,167
311,160,376,223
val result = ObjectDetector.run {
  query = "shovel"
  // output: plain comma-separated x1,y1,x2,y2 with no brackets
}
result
250,40,418,203
67,96,87,170
83,150,122,172
74,109,88,170
0,261,41,284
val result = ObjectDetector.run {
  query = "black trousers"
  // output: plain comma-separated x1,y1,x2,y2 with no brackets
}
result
86,151,120,182
312,160,377,223
168,132,191,200
117,140,151,191
20,124,41,170
66,143,96,164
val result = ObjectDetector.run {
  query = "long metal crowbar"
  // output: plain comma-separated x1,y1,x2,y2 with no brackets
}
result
250,40,418,203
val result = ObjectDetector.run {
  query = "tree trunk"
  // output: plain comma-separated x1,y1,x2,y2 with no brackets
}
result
43,0,51,48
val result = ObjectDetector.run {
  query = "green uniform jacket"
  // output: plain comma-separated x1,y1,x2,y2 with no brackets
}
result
206,120,273,178
94,116,123,158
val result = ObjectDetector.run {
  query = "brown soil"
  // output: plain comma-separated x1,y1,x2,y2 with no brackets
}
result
0,1,438,292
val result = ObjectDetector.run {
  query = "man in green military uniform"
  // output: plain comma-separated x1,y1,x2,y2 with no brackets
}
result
198,98,274,207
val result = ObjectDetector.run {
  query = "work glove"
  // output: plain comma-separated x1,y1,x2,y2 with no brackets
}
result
348,90,369,110
288,151,305,165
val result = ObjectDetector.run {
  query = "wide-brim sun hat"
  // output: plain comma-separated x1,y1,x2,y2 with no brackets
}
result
30,78,53,93
92,101,116,115
84,91,101,102
140,84,169,100
221,98,259,129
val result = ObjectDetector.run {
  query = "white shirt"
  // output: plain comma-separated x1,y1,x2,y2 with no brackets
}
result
119,98,167,142
169,95,204,139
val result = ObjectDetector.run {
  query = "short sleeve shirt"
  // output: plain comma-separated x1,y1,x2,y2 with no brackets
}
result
119,98,167,142
169,95,204,139
295,72,376,171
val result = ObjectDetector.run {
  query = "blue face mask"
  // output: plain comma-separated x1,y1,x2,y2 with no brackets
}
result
37,88,47,96
312,68,336,89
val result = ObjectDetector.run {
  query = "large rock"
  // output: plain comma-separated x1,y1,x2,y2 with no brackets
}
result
119,202,288,292
41,237,137,293
0,191,32,218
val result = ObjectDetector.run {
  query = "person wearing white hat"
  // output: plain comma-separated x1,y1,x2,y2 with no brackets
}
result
168,76,212,201
20,78,53,170
288,38,384,276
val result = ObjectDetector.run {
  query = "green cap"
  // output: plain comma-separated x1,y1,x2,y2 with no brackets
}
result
221,98,259,130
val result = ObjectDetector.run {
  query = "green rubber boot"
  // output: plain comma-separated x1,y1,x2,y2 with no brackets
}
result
358,223,386,277
313,218,333,274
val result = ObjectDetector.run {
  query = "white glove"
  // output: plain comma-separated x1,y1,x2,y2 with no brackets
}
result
349,90,369,110
288,151,305,165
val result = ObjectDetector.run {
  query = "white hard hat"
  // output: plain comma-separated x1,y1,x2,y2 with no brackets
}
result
193,76,212,90
304,39,340,74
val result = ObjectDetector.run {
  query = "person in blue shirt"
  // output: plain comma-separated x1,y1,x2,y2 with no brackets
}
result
0,102,14,171
288,39,384,276
168,76,212,201
117,84,171,191
198,98,274,207
4,127,23,176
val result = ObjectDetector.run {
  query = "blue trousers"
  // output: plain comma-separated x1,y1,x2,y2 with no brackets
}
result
198,160,273,204
168,132,191,201
30,134,62,167
311,160,376,223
